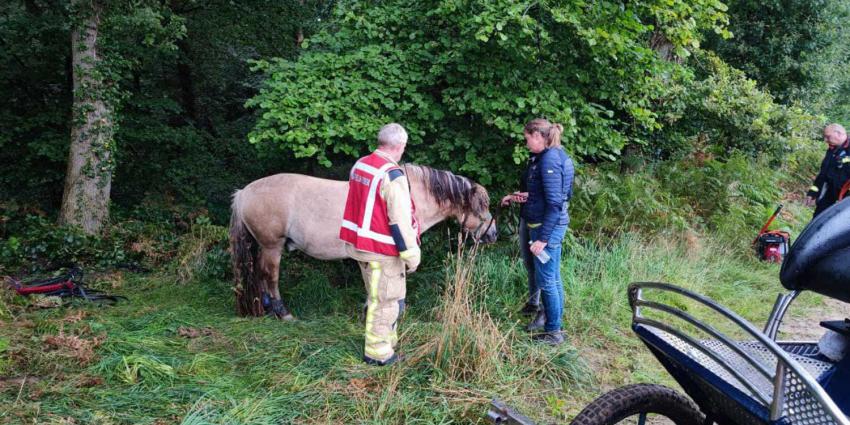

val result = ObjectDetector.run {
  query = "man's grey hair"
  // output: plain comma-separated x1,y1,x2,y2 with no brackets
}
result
377,123,408,147
825,123,846,135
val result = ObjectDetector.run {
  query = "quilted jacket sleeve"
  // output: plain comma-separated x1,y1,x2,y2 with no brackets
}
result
538,149,573,242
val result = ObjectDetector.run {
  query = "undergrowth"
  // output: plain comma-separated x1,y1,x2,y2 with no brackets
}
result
0,225,816,424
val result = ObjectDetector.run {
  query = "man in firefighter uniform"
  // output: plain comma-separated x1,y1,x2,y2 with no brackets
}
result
806,124,850,217
340,123,421,366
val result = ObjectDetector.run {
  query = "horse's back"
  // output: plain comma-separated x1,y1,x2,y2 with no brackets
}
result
238,173,349,259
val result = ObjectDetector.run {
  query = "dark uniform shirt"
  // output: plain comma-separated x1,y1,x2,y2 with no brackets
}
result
807,141,850,217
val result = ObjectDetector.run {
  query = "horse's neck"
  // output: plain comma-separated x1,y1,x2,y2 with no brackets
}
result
410,179,453,233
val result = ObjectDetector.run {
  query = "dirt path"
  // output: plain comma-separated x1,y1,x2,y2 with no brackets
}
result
780,296,850,341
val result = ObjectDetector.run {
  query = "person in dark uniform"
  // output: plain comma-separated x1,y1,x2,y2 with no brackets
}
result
806,124,850,217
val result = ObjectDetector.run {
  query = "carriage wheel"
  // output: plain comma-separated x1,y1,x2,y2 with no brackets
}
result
571,384,705,425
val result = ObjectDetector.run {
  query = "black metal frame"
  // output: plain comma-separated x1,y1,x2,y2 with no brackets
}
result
629,282,848,425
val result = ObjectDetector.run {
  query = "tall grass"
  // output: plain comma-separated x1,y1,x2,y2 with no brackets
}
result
0,225,815,423
422,238,513,384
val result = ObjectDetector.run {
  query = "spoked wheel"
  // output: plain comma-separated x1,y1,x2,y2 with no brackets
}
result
571,384,705,425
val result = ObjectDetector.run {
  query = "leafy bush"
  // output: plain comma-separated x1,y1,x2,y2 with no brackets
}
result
650,51,821,161
569,152,807,246
0,214,181,273
571,165,693,235
0,215,120,272
247,0,730,187
174,218,229,284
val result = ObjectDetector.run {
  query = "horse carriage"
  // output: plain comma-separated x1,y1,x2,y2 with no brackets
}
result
490,200,850,425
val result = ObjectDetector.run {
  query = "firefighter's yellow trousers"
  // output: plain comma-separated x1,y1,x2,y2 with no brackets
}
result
358,258,406,362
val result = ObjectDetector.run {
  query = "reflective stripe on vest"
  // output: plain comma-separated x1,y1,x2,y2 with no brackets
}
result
340,153,405,255
355,160,395,235
340,218,395,245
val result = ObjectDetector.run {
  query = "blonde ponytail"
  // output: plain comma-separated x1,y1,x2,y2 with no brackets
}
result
524,118,563,148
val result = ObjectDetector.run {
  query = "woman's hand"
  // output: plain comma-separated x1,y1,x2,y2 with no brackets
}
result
512,192,528,203
500,191,528,206
500,194,514,207
529,240,547,256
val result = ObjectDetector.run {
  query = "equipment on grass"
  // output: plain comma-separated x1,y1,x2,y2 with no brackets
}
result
753,204,790,263
5,267,126,304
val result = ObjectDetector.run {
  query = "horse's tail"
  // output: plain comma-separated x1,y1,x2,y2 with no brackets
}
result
229,190,264,317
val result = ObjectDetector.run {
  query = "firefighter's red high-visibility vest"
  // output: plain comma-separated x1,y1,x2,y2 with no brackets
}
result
340,152,417,256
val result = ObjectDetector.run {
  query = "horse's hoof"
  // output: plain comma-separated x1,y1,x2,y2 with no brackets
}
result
268,298,295,321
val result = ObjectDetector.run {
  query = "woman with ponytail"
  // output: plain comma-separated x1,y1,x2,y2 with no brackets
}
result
501,118,574,345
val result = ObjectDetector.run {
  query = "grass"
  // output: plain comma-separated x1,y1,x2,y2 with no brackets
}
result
0,227,816,424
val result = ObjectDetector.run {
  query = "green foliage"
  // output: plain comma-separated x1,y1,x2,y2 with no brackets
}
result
0,216,125,271
646,50,822,160
569,152,810,245
0,336,9,375
0,2,75,206
0,228,812,423
703,0,850,105
175,221,229,284
571,166,693,234
247,0,730,186
0,1,319,222
0,212,185,273
0,0,827,231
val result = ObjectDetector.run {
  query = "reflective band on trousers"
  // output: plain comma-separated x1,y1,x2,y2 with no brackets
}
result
810,186,820,192
364,261,393,360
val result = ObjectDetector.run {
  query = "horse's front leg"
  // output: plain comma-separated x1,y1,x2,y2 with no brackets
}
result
259,246,295,321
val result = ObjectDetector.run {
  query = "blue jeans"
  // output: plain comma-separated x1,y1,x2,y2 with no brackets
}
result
518,217,539,306
528,224,568,333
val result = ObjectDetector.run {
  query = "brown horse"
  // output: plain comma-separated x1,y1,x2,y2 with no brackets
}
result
229,164,498,319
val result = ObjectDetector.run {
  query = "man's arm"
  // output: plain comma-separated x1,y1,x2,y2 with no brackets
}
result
807,151,830,201
384,169,421,272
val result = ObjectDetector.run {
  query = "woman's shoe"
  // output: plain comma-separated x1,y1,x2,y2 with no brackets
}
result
519,302,541,315
526,311,546,331
531,331,564,346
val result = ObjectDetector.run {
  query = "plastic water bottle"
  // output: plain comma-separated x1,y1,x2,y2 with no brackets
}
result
529,241,550,264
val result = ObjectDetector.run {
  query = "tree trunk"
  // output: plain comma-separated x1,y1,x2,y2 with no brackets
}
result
295,0,305,47
58,0,114,235
650,30,682,64
176,39,198,123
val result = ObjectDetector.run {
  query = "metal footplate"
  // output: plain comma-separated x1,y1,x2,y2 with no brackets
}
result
486,399,536,425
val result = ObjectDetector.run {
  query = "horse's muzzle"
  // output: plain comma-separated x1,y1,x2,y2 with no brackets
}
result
479,225,498,244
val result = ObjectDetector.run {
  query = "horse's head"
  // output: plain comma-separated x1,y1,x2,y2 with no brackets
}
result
455,183,498,244
403,164,498,244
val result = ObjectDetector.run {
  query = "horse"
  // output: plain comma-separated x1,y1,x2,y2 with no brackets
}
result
228,164,498,319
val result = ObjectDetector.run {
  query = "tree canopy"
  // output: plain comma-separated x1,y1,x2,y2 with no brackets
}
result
0,0,841,223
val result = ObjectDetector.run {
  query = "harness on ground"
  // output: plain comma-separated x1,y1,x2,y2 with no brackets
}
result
5,267,126,304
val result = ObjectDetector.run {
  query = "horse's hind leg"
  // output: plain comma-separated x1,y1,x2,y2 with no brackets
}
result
259,245,294,321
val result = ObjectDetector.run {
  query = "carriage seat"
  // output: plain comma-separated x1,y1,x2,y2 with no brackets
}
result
780,199,850,304
635,325,843,424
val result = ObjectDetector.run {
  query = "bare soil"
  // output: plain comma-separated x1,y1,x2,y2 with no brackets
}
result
780,296,850,341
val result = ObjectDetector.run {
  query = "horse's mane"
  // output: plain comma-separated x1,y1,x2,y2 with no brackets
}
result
403,164,489,216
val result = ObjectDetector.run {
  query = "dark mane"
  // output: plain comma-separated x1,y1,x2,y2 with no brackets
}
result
403,164,489,215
